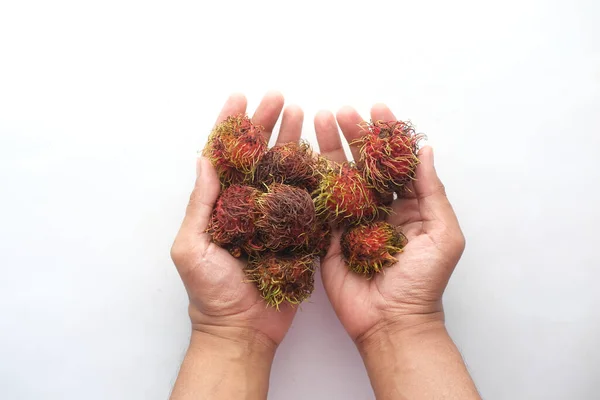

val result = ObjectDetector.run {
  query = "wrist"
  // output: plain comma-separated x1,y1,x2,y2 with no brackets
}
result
172,329,275,400
188,325,277,365
356,313,480,399
356,311,446,357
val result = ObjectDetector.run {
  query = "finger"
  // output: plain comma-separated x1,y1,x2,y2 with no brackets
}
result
275,105,304,145
320,230,353,292
370,103,396,122
314,110,347,163
413,146,461,231
336,106,364,161
214,93,248,127
252,91,285,142
184,157,221,234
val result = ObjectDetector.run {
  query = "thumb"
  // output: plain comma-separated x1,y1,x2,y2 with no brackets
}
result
413,146,460,231
183,157,221,233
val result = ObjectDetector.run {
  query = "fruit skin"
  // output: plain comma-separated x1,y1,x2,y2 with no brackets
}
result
245,252,316,308
206,185,261,257
203,114,267,185
253,141,321,193
340,221,408,276
310,221,331,258
313,162,386,226
255,183,317,252
351,120,424,194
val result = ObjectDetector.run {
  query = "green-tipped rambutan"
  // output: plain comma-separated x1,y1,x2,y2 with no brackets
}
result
203,114,267,185
245,252,316,308
206,185,260,257
313,162,385,225
352,120,424,193
253,141,321,192
340,221,408,276
255,184,317,251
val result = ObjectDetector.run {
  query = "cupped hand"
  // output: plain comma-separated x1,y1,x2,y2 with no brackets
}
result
170,92,304,347
314,104,466,344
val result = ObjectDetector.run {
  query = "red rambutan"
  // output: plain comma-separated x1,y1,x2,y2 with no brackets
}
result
245,252,316,308
340,221,408,276
255,184,317,251
311,221,332,258
313,162,386,225
206,184,260,257
203,114,267,185
253,141,321,192
351,120,424,193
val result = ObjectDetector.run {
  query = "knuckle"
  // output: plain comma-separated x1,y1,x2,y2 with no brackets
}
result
434,181,447,197
455,232,466,254
170,239,189,265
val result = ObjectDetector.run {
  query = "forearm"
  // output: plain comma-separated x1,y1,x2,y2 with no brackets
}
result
171,328,275,400
358,317,480,400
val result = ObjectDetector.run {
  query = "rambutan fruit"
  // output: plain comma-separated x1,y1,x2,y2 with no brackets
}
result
255,184,317,251
203,114,267,185
351,120,424,193
206,184,260,257
340,221,408,276
245,252,316,308
313,162,385,226
253,141,321,192
311,221,332,258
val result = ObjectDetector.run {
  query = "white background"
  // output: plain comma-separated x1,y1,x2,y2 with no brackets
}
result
1,0,599,399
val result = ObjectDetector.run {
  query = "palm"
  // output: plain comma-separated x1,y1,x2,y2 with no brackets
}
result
184,240,297,344
314,104,465,341
172,92,306,345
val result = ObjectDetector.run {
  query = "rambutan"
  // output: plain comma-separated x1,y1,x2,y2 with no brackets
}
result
340,221,408,276
206,185,260,257
351,120,424,193
245,252,316,308
255,184,317,251
203,114,267,185
300,220,331,258
253,141,321,192
313,162,385,225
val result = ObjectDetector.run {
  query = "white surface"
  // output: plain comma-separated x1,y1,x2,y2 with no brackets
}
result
1,0,599,399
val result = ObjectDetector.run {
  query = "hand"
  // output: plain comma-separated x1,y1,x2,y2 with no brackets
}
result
170,92,305,348
314,104,466,344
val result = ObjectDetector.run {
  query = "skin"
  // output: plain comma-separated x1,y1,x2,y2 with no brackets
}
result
315,106,481,399
170,93,480,399
170,92,303,399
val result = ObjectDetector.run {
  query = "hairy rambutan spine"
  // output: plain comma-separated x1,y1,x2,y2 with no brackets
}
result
202,114,267,186
255,183,317,252
245,252,316,308
253,141,321,192
340,221,408,276
206,185,260,257
352,120,424,193
312,162,386,226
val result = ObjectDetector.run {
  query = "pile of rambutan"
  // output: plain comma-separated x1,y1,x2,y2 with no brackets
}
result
203,114,422,307
334,120,424,277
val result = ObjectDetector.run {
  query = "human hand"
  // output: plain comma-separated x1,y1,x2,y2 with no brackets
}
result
170,92,305,349
314,104,466,345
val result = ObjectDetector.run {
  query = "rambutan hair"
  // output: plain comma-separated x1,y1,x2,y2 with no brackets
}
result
255,183,317,251
253,141,321,193
352,120,424,193
313,162,386,225
203,114,267,185
340,221,407,276
245,252,316,308
206,185,260,257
